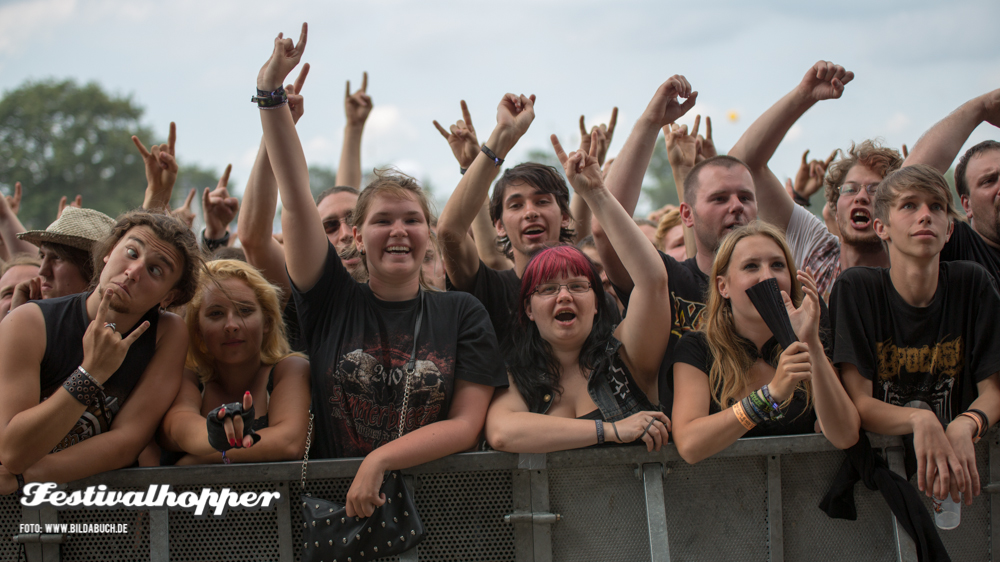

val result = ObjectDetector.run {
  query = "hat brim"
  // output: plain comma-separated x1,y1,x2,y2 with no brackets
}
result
17,231,96,252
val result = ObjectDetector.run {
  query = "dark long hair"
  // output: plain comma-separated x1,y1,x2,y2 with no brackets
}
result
506,245,617,412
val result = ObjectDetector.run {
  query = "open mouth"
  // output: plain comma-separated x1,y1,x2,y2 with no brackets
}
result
554,311,577,322
523,226,546,237
385,246,412,255
850,209,871,228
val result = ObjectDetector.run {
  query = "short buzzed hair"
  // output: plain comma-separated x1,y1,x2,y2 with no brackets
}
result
955,140,1000,198
873,165,960,225
683,155,752,204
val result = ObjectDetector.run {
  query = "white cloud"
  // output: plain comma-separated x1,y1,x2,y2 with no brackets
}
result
0,0,76,57
884,112,911,134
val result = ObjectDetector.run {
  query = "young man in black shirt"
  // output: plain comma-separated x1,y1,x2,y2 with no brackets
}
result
832,165,1000,506
437,93,572,350
0,211,200,492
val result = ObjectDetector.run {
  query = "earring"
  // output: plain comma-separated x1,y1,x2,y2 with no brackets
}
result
359,247,366,256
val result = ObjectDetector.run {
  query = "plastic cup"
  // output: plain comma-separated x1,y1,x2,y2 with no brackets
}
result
933,494,961,530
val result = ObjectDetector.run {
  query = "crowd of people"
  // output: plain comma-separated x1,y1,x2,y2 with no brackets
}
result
0,22,998,536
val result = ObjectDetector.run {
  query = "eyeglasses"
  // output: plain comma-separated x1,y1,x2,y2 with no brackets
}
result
839,182,880,197
532,281,591,297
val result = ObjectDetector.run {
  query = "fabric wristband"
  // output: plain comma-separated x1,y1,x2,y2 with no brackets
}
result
595,419,605,445
793,191,811,207
966,408,990,437
481,144,504,167
733,401,757,430
742,395,768,425
251,86,288,109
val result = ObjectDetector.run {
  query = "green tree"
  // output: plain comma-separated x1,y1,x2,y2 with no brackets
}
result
0,79,155,229
308,165,338,200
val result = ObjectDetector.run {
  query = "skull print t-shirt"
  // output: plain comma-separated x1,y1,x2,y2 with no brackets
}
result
292,242,508,459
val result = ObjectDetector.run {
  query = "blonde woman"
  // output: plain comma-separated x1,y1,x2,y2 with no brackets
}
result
671,221,858,464
159,259,310,464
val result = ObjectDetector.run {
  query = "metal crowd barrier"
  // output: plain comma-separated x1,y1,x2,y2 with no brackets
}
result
4,429,996,561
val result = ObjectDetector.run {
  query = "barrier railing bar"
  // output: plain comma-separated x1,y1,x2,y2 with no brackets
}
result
643,463,670,562
527,454,552,562
885,446,919,562
511,468,535,562
767,455,783,562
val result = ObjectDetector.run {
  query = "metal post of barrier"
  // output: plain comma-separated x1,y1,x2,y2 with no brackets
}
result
642,462,670,562
519,453,552,562
885,446,919,562
510,466,535,562
149,508,169,562
275,481,293,562
767,455,783,562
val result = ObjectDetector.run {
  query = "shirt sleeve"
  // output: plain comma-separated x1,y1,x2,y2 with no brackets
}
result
786,204,841,299
289,241,357,346
453,295,509,388
670,331,711,374
829,270,878,381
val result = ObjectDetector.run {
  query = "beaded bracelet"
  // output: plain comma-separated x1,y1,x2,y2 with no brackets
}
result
251,86,288,109
595,419,605,445
63,366,102,406
733,401,757,430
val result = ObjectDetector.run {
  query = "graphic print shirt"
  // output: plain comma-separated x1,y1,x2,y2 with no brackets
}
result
293,243,508,459
830,263,1000,424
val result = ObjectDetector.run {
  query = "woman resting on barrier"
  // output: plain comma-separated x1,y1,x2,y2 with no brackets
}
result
158,259,310,465
670,222,860,464
485,132,672,453
257,24,508,518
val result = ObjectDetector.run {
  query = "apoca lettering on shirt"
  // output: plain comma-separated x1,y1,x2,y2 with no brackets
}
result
875,338,964,380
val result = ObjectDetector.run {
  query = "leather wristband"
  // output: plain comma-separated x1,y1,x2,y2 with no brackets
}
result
63,366,103,406
793,191,811,207
595,419,605,445
202,228,230,252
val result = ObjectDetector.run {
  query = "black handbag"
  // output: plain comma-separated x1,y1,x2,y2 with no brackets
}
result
300,291,427,561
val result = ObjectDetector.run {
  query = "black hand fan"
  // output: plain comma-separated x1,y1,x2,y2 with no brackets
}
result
745,278,798,349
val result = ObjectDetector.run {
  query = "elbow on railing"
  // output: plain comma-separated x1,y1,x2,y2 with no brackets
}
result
672,437,710,466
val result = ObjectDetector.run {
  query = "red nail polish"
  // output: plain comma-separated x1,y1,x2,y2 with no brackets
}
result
229,437,236,446
245,391,251,396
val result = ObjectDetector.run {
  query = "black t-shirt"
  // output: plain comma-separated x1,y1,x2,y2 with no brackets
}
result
292,244,508,459
35,292,159,452
452,260,522,351
670,331,818,437
830,263,1000,424
614,252,709,413
940,219,1000,282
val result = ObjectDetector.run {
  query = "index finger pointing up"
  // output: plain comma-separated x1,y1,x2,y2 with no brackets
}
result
294,63,310,94
360,71,368,93
550,134,570,167
460,100,472,129
218,164,233,189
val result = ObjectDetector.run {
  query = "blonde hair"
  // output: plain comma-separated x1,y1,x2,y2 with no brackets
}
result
186,259,305,383
654,208,683,251
702,221,810,410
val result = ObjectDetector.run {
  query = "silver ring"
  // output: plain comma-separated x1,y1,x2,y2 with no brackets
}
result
104,322,116,331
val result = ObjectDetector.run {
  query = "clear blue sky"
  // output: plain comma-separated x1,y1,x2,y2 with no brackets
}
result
2,0,998,215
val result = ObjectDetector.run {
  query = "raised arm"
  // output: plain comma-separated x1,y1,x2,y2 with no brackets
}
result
436,94,535,289
729,61,853,229
571,109,618,242
0,182,36,257
552,132,669,397
239,65,309,301
201,164,237,247
336,72,372,189
903,88,1000,172
256,24,328,292
433,101,512,271
136,122,178,212
592,76,695,293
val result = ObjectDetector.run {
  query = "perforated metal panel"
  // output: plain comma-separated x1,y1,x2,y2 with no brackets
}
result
548,464,650,562
165,481,280,561
918,439,991,562
293,469,514,562
58,487,151,562
781,450,896,562
1,494,24,562
663,456,769,562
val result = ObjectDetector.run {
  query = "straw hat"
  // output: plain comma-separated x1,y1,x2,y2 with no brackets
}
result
17,207,116,252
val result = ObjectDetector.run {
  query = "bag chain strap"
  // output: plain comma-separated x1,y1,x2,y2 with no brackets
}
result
300,412,314,491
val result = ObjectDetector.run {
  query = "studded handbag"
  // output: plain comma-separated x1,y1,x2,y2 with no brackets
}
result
300,291,426,561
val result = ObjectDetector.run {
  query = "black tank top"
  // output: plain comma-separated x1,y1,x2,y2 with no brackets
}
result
36,292,159,452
